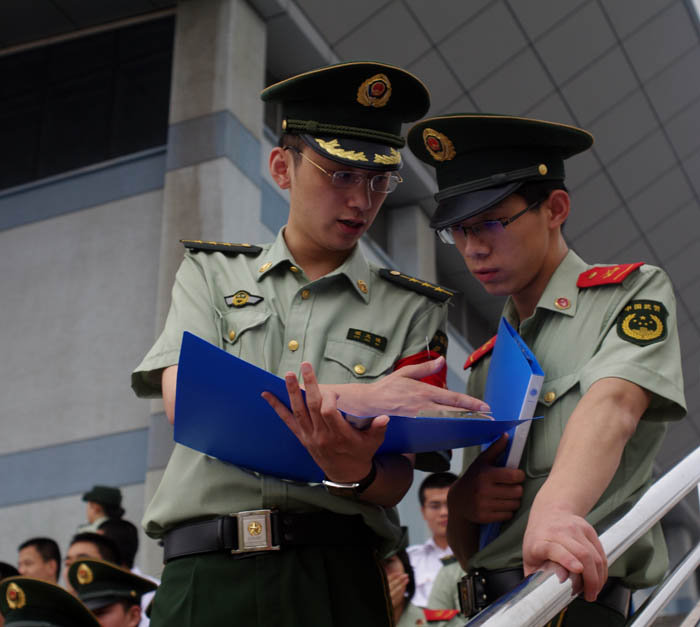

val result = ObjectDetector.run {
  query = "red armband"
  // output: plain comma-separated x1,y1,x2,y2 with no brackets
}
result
394,350,447,388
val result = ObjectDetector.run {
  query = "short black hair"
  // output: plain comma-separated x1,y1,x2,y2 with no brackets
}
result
418,472,457,506
98,519,139,569
69,532,122,565
18,537,61,569
516,180,568,205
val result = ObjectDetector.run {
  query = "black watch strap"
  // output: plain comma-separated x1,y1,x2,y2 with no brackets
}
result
322,459,377,496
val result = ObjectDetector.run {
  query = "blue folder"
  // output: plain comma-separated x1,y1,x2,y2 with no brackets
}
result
479,317,544,547
173,332,537,483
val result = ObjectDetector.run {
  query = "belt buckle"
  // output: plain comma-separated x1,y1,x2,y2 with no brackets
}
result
458,572,477,618
230,509,280,554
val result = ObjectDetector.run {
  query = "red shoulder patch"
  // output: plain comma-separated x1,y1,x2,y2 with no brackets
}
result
423,608,460,622
463,335,497,370
577,262,644,288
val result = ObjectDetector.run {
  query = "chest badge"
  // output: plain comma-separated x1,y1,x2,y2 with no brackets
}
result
347,328,387,352
617,300,668,346
225,290,264,308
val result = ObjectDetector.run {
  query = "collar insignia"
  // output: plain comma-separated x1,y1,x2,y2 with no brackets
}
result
464,335,497,370
423,128,456,162
357,73,392,108
225,290,264,308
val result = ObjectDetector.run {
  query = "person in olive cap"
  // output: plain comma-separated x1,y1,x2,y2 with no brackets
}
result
68,559,157,627
131,62,487,626
79,486,125,533
0,576,99,627
408,114,685,626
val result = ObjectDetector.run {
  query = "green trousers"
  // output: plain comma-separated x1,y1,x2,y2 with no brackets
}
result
544,597,626,627
150,545,393,626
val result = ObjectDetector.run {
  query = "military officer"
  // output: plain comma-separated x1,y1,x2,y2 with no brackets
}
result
0,576,99,627
68,559,157,627
132,62,488,626
408,114,686,626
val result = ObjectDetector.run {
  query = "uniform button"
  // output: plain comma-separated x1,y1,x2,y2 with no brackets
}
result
354,364,366,375
288,340,299,352
544,391,556,403
301,289,311,300
228,330,236,341
290,265,300,273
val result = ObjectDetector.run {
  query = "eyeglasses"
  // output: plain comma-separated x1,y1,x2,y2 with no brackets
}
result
436,199,543,245
284,146,402,194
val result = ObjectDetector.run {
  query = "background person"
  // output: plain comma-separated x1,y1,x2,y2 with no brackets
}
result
63,533,122,594
78,486,125,533
406,472,456,606
17,538,60,584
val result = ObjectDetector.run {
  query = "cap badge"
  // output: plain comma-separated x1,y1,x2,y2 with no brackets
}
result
77,563,94,585
422,128,455,162
7,583,26,610
357,73,392,108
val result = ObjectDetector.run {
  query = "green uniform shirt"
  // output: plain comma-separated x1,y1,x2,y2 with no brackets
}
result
132,230,448,555
427,561,465,611
464,250,686,587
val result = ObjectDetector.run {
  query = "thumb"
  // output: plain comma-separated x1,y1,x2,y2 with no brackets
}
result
396,356,445,380
367,414,390,443
478,433,509,464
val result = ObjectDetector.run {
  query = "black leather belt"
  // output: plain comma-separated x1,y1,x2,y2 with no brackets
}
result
458,568,631,618
163,509,376,563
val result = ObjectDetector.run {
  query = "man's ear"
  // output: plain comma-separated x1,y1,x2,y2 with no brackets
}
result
127,604,142,627
545,189,570,229
269,146,292,190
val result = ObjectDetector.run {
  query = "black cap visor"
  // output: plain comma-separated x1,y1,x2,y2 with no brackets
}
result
301,134,402,171
430,182,522,229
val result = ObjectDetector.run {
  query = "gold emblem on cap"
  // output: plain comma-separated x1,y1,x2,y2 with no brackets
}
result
6,583,26,610
357,280,368,294
538,164,548,175
357,73,392,108
247,521,263,536
423,128,456,162
314,138,368,162
259,262,272,273
77,563,94,585
374,148,401,165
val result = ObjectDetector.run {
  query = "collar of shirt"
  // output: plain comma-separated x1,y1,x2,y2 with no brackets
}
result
256,228,372,303
503,249,587,326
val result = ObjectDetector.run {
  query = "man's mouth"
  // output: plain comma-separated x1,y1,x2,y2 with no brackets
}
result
338,219,364,230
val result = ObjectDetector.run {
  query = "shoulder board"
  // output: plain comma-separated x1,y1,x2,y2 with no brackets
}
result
379,269,454,302
181,239,262,255
463,335,497,370
423,608,460,622
577,262,644,288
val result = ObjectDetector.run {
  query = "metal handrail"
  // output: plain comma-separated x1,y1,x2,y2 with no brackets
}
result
628,543,700,626
465,446,700,627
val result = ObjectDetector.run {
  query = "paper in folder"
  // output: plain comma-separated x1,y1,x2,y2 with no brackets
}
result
173,332,537,483
479,317,544,548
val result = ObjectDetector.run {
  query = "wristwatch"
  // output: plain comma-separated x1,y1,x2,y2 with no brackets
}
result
322,459,377,497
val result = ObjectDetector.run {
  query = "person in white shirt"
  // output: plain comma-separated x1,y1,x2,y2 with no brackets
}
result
406,472,457,607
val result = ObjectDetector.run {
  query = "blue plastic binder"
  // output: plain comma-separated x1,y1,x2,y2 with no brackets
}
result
479,317,544,547
173,332,538,483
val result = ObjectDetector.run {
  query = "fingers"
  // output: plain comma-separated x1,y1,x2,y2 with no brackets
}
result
478,434,509,464
396,356,445,380
284,371,313,433
261,390,303,438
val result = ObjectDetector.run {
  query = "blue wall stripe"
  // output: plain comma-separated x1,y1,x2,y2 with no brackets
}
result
0,148,167,232
260,180,288,234
0,430,148,508
166,110,261,185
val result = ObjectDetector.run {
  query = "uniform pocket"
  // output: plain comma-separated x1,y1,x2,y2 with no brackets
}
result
219,308,272,357
323,339,398,383
525,372,580,477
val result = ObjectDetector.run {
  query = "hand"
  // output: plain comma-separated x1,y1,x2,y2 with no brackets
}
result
385,570,409,612
523,501,607,602
448,435,525,524
336,356,490,417
262,362,389,483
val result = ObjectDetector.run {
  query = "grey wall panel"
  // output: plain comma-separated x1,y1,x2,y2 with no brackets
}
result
0,190,163,454
0,149,166,232
0,430,148,507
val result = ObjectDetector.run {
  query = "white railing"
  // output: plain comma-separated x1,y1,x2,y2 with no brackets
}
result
465,446,700,627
